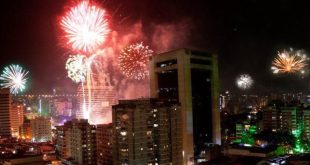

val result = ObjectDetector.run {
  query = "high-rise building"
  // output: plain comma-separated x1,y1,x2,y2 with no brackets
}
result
303,109,310,140
263,105,279,131
76,85,116,124
55,124,71,160
150,49,221,164
96,124,113,165
30,117,52,142
280,107,299,132
0,88,11,138
56,119,97,165
112,98,182,165
10,102,24,137
263,105,303,136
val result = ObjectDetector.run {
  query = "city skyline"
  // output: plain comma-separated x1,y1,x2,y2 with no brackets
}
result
2,1,310,164
1,0,310,94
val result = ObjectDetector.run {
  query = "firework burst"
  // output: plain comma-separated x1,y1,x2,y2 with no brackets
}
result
60,1,110,53
65,54,87,83
0,64,29,95
271,49,308,74
119,42,153,80
236,74,253,90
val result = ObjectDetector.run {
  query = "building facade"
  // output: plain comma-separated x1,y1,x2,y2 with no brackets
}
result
0,88,12,138
55,124,71,160
10,103,24,137
304,109,310,140
150,49,221,164
112,98,182,165
56,119,97,165
19,122,32,140
263,105,279,131
96,124,113,165
31,117,52,142
76,85,116,125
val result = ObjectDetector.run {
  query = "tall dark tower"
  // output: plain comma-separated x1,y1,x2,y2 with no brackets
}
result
150,49,221,164
0,88,12,138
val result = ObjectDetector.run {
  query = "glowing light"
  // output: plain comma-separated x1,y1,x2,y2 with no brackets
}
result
271,49,308,74
65,54,87,83
60,1,110,53
119,42,153,80
0,64,29,95
236,74,253,90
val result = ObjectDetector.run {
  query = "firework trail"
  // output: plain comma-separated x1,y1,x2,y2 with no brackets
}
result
236,74,253,90
119,42,153,80
61,1,111,121
271,49,308,74
60,1,110,54
65,54,88,118
0,64,29,95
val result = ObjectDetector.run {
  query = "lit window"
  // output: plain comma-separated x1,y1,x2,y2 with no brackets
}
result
120,131,127,136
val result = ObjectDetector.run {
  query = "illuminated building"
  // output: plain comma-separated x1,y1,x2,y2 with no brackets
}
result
76,85,116,124
30,117,52,142
0,88,12,138
263,105,279,131
280,107,301,133
303,109,310,139
55,124,71,160
235,121,257,146
19,122,32,140
150,49,221,164
112,98,182,165
263,106,303,132
10,103,24,137
56,119,97,165
52,98,73,116
96,124,112,165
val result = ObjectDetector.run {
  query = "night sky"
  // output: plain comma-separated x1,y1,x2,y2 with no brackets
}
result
1,0,310,94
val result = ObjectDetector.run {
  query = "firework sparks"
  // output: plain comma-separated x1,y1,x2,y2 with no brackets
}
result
236,74,253,90
60,1,110,53
271,49,308,74
0,64,29,95
119,42,153,80
65,54,87,83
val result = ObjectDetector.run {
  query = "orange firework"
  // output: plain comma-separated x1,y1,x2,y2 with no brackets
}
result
271,49,308,74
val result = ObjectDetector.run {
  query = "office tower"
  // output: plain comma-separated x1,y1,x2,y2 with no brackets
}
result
56,119,97,165
10,102,24,137
112,98,182,165
30,117,52,142
96,124,113,165
150,49,220,163
76,85,116,124
0,88,12,138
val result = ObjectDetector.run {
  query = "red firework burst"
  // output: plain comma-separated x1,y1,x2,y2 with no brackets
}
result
119,42,154,80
